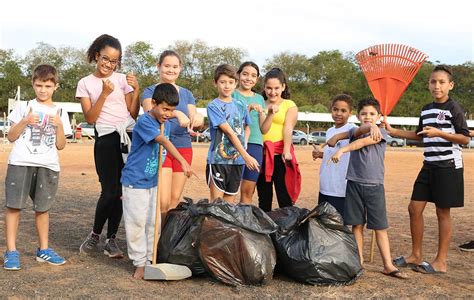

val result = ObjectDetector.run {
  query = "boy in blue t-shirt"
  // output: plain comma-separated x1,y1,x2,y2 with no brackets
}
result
206,64,260,203
120,83,195,280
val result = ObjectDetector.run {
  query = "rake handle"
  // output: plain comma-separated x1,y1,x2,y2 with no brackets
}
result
152,123,165,265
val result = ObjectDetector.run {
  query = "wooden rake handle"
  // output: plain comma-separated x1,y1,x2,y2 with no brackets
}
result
152,123,165,265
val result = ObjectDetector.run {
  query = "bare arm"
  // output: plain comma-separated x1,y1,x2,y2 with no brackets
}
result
326,132,350,147
79,79,115,124
219,123,259,171
331,136,380,163
50,111,66,150
7,108,38,142
283,106,298,160
125,73,140,119
382,119,421,140
244,125,250,145
260,104,278,134
418,126,470,145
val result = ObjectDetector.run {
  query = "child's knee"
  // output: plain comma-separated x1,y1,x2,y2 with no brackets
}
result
435,206,451,219
408,203,423,217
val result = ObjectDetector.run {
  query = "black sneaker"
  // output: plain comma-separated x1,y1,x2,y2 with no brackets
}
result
459,240,474,252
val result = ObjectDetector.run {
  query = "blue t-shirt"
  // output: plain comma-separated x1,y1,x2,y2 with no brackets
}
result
121,113,170,189
206,97,251,165
141,85,196,148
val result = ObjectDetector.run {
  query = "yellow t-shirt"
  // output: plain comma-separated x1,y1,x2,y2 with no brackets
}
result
263,99,296,142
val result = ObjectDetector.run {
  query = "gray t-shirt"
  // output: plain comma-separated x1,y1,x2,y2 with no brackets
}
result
346,127,388,185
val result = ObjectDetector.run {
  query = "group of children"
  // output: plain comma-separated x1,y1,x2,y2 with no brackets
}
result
3,33,471,282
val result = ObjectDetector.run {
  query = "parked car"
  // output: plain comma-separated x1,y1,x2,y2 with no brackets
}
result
292,130,308,145
463,137,474,149
405,138,424,147
77,122,95,137
0,120,10,136
386,135,405,147
308,131,326,144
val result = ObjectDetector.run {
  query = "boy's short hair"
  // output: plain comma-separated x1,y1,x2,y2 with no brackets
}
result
432,64,454,82
152,83,179,106
331,94,353,109
32,64,58,84
357,98,381,114
214,64,238,82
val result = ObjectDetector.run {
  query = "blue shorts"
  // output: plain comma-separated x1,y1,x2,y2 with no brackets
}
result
242,143,263,182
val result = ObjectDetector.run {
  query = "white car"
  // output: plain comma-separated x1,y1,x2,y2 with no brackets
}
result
0,120,10,136
77,122,95,137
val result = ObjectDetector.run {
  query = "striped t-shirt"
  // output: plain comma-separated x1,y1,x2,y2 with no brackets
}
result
416,98,470,169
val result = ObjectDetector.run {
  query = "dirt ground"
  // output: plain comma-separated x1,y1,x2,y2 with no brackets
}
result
0,141,473,298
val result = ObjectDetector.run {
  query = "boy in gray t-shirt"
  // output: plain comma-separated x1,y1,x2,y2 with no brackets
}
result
328,98,407,280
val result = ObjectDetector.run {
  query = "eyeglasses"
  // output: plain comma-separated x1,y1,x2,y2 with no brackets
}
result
99,55,119,66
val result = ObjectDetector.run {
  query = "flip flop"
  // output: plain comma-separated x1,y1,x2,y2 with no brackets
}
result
413,261,446,275
381,269,408,280
393,256,417,268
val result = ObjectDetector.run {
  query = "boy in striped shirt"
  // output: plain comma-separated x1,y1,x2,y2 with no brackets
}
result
384,65,470,274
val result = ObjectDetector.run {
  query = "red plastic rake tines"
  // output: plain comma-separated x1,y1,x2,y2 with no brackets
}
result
355,44,428,115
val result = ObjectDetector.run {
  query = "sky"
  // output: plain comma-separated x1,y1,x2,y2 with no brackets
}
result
1,0,473,66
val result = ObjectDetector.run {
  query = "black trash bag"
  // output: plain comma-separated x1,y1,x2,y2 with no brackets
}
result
267,202,363,285
157,197,207,276
196,199,278,286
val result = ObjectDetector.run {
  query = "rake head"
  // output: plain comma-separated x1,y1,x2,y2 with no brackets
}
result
355,44,428,115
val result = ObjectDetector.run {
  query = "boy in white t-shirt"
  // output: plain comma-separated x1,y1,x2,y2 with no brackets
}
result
4,64,67,270
312,94,356,216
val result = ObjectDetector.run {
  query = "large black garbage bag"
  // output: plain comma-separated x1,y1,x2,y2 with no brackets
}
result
267,202,363,285
196,199,278,286
157,198,207,276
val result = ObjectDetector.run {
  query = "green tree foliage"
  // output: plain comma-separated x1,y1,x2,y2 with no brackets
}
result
0,41,472,119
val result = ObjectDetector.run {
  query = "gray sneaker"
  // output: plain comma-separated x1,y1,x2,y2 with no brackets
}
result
104,236,124,258
79,232,100,255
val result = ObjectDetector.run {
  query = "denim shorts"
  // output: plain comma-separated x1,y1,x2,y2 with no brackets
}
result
344,180,388,230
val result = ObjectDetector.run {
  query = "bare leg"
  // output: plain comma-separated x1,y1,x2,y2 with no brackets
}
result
405,200,427,264
133,266,145,279
159,168,173,227
430,207,451,272
352,225,364,265
5,208,21,251
169,172,188,209
240,179,257,204
223,193,237,204
210,182,224,202
35,211,49,250
377,229,408,278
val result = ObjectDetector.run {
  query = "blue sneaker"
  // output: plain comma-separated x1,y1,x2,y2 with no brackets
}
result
4,250,21,270
36,248,66,266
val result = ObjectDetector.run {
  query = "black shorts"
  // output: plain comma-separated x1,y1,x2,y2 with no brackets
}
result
344,180,388,230
206,164,243,195
411,165,464,208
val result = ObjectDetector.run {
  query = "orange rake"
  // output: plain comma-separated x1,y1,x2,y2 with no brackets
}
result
355,44,428,115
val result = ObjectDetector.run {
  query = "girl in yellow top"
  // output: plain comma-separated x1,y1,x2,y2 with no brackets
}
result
257,68,300,212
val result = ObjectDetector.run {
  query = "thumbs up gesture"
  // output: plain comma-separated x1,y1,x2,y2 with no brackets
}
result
25,107,39,125
126,71,139,90
101,79,115,97
48,109,63,127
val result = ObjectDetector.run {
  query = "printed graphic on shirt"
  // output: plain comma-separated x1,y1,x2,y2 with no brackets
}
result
207,98,249,165
23,111,57,155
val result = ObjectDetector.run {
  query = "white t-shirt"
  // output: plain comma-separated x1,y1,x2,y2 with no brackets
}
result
8,99,68,172
75,72,134,126
319,123,358,197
